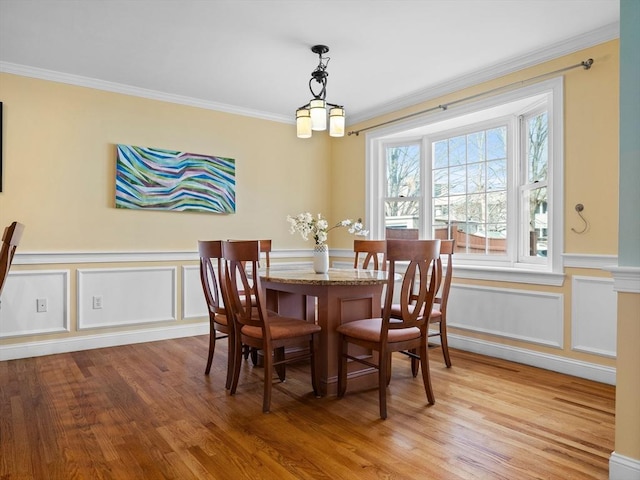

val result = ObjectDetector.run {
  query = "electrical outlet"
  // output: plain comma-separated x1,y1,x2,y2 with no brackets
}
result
36,298,47,313
92,295,103,309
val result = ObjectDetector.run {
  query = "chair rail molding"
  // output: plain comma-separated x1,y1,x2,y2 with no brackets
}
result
602,265,640,294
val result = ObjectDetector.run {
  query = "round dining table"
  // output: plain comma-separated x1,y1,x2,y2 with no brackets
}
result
259,267,390,396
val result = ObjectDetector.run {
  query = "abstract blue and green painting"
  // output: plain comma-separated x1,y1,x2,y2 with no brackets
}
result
116,144,235,213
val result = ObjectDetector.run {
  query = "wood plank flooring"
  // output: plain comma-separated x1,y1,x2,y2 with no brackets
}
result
0,336,615,479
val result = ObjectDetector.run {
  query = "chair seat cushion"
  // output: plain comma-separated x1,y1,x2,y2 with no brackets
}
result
214,313,228,326
241,316,321,340
336,318,421,343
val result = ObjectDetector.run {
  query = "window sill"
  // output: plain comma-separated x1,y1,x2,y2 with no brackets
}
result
332,249,565,286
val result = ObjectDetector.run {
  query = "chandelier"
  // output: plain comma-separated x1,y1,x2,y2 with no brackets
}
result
296,45,345,138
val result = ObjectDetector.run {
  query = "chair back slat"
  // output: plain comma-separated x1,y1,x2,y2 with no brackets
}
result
383,239,440,331
0,222,25,296
435,239,455,309
198,240,225,316
222,240,267,331
353,239,386,271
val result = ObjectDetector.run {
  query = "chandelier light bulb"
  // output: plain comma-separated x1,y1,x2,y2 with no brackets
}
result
296,109,312,138
329,107,345,137
309,99,327,131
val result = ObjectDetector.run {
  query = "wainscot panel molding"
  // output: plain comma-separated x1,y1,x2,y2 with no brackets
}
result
0,270,70,338
448,334,616,385
571,276,617,357
13,249,312,265
562,253,619,269
447,284,564,348
603,265,640,294
0,323,209,362
77,267,177,329
182,265,207,320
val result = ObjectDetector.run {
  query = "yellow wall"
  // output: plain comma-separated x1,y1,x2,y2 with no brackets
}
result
0,73,334,251
615,292,640,460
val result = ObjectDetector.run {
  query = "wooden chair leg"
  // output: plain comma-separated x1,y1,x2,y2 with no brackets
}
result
250,348,259,366
410,348,419,377
263,348,273,413
309,336,320,397
205,327,216,375
229,335,243,395
378,350,389,419
274,347,286,382
420,341,435,405
337,337,348,398
440,322,452,367
224,334,234,390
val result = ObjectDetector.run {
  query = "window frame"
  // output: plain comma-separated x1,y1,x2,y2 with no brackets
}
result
365,77,565,286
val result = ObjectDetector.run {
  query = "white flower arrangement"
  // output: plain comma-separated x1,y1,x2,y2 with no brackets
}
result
287,212,368,246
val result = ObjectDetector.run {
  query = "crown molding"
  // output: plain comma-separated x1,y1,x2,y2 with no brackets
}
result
0,61,293,125
348,22,620,125
0,22,619,129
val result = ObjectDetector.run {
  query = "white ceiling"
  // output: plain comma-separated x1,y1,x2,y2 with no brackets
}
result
0,0,620,126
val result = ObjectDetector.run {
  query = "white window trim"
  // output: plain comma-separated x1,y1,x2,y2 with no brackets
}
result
365,77,565,286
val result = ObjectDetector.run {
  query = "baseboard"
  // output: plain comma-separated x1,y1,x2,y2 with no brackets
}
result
609,452,640,480
1,323,616,386
0,323,209,361
449,334,616,385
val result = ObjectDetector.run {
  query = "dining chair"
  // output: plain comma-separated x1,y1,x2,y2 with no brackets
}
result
391,239,455,372
259,239,272,268
1,221,25,297
336,239,441,419
198,240,235,388
428,239,455,368
353,239,387,271
228,238,272,364
221,240,321,413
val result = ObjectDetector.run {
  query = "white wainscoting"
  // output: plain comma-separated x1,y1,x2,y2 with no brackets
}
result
183,265,207,320
571,276,617,357
0,270,70,338
77,267,177,329
447,284,564,348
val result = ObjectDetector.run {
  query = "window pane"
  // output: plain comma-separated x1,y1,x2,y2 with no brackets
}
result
386,145,420,197
526,186,548,257
487,127,507,160
487,159,507,191
449,195,467,222
486,224,507,255
466,163,484,194
467,193,485,223
429,124,510,257
449,166,466,194
467,131,485,163
527,113,548,184
433,168,448,197
487,191,507,223
433,140,448,169
385,200,419,230
449,136,466,166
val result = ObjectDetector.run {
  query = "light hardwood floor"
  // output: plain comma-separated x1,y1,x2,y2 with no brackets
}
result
0,336,614,479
